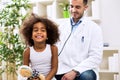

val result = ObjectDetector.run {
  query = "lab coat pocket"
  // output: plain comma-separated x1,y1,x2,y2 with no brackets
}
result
81,36,85,51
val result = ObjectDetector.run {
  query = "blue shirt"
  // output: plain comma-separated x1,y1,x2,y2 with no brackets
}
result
70,17,82,32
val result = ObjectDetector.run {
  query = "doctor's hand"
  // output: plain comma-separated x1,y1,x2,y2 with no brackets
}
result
61,70,77,80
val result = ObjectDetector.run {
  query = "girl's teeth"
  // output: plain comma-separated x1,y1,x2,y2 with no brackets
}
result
37,36,42,38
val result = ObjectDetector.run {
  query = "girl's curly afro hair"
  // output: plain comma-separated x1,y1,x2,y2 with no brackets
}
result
20,13,59,46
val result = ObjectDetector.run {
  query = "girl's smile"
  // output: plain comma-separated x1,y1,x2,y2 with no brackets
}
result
32,22,47,43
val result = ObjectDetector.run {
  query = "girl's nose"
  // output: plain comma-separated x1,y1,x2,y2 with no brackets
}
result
37,30,42,33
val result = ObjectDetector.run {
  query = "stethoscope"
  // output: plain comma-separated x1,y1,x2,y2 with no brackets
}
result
58,30,72,56
58,19,82,56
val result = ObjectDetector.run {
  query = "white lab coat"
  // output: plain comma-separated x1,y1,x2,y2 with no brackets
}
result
56,17,103,78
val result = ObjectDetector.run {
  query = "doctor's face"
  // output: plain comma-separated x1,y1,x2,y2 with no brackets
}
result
69,0,88,22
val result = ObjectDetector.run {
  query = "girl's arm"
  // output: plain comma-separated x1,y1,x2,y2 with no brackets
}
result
23,48,30,66
46,45,58,80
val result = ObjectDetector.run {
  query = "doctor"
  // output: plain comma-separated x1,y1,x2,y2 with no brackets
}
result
55,0,103,80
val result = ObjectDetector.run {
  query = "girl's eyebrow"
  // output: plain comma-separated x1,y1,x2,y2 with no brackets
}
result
33,26,46,29
33,27,38,29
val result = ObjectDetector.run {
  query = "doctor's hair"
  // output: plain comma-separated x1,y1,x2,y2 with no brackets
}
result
20,13,59,46
70,0,88,5
83,0,88,5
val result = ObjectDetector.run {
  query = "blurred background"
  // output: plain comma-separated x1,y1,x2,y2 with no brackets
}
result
0,0,120,80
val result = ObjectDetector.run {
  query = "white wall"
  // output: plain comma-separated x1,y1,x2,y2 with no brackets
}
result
100,0,120,47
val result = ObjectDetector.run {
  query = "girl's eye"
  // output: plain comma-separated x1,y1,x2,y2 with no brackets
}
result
41,29,46,32
33,28,46,32
33,29,38,32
